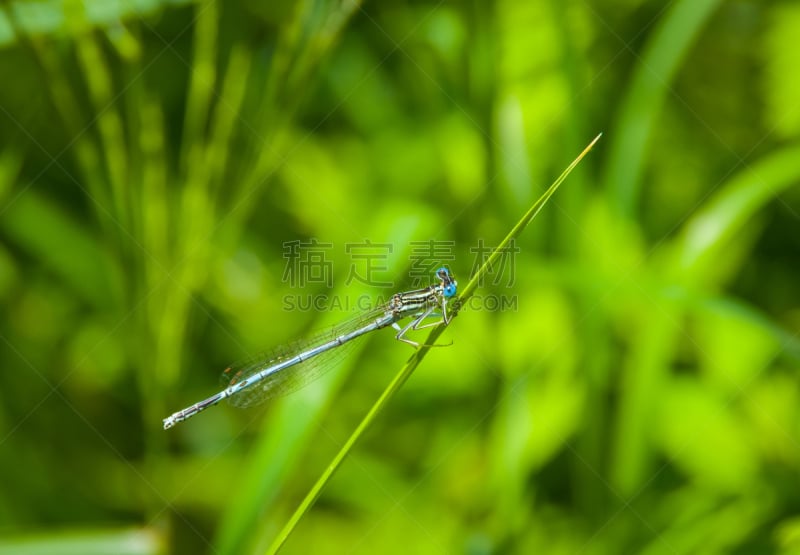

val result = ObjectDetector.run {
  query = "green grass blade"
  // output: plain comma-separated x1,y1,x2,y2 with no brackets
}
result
180,0,217,179
674,144,800,276
457,133,602,303
75,30,131,230
602,0,721,217
263,133,602,555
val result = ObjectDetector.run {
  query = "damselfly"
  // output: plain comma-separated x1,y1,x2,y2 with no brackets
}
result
163,267,458,429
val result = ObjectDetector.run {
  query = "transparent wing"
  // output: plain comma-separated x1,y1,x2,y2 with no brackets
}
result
218,308,386,408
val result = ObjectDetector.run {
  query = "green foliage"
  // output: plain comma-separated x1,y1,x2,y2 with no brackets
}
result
0,1,798,554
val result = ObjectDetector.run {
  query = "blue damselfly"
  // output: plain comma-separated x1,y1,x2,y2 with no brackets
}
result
163,267,457,429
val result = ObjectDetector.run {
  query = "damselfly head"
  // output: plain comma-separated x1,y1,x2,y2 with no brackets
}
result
436,267,457,298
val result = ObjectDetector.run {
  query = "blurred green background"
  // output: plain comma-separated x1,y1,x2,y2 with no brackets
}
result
1,0,799,553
